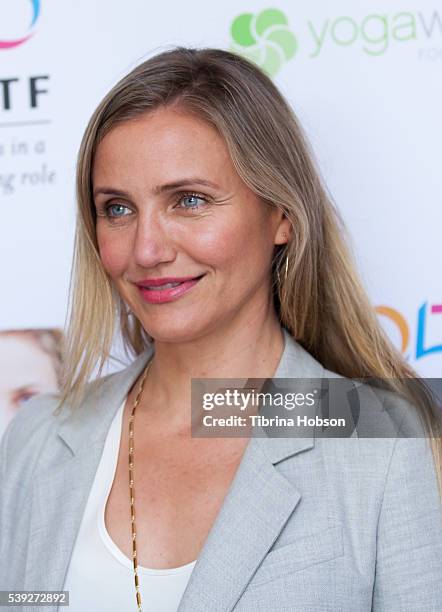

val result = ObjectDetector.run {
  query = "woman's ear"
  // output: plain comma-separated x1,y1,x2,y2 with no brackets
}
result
273,214,292,246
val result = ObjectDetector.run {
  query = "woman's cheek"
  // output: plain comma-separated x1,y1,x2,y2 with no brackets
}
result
190,221,245,266
97,234,130,279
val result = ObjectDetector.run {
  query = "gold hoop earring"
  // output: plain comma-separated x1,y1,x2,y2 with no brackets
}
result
276,253,289,285
275,232,290,285
282,232,289,282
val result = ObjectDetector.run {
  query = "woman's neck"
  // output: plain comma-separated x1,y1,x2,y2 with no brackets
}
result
131,309,285,432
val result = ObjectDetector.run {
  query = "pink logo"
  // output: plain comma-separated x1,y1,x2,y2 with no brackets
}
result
0,1,40,50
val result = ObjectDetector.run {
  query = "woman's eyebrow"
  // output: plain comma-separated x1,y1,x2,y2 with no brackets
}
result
152,178,220,194
93,178,220,199
93,187,130,199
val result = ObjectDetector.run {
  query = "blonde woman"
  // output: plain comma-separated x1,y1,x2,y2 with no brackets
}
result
1,48,441,612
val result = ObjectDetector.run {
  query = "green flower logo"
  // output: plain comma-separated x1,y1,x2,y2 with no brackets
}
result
229,8,298,76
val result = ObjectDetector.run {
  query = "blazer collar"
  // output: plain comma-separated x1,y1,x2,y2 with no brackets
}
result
56,342,155,456
56,327,324,463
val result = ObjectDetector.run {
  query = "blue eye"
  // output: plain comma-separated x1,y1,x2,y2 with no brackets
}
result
106,203,131,217
179,193,207,210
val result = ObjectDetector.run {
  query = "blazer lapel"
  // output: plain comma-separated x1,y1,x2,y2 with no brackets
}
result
178,329,324,611
176,436,312,611
24,440,104,591
23,345,155,593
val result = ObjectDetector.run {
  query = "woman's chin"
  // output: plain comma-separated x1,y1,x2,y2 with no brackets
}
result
142,318,212,344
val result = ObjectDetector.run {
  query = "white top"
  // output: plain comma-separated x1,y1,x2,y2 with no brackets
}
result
64,398,197,611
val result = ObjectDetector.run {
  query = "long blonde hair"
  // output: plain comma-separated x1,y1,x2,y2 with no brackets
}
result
58,47,441,492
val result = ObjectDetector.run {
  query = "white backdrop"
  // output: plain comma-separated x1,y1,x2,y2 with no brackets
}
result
1,0,441,376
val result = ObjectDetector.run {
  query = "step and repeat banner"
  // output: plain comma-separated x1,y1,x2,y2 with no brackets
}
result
0,1,441,434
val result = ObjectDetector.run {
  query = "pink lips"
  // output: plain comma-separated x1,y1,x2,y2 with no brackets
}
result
135,275,204,304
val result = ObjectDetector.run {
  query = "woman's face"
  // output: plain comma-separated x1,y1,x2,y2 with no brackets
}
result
92,107,290,342
0,333,59,434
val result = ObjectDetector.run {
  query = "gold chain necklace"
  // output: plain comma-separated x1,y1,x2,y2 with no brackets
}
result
128,359,153,612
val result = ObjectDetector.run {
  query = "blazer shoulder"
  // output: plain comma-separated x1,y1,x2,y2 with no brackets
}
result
0,393,57,484
0,370,118,476
321,366,431,439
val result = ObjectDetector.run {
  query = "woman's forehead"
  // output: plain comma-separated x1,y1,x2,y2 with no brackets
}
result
96,108,225,159
92,109,238,191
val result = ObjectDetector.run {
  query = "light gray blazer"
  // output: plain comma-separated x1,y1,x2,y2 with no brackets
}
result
1,329,441,611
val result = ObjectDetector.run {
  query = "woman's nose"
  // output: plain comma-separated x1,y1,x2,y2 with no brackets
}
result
131,210,175,268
